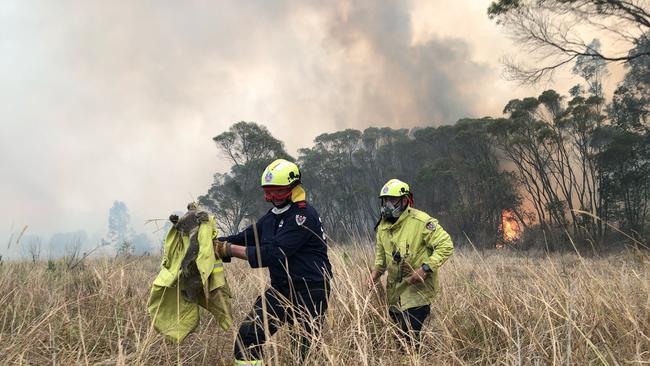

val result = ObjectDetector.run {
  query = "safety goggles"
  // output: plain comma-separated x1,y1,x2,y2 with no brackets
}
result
263,186,293,202
380,194,413,208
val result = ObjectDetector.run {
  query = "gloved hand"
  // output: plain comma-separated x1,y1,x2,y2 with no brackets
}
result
399,260,413,276
367,270,382,290
406,266,428,285
169,214,179,225
213,239,232,259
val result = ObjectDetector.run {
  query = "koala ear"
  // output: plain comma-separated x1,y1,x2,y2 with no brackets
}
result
195,211,209,223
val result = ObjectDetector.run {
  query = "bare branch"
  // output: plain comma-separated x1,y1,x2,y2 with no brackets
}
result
491,0,650,84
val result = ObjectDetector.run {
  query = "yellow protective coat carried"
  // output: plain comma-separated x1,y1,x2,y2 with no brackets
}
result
147,214,232,343
374,207,454,311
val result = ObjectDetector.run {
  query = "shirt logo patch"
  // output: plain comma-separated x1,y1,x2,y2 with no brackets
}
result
295,214,307,226
278,219,284,228
426,222,436,231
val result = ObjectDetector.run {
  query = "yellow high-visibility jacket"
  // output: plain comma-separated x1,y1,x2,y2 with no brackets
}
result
147,215,232,343
374,207,454,311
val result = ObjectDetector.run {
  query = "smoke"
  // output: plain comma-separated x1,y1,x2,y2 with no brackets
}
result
318,0,491,127
0,0,504,241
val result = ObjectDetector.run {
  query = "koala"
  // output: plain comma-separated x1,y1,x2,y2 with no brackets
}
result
170,202,210,303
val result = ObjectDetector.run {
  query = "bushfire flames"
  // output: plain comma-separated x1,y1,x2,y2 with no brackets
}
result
500,209,521,242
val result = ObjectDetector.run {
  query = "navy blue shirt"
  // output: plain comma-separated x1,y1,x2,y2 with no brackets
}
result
220,202,332,289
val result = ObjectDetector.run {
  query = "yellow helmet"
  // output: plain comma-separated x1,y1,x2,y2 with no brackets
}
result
260,159,301,187
379,179,410,198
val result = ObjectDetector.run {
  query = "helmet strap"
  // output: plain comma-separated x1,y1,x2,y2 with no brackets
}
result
390,196,406,218
406,193,414,207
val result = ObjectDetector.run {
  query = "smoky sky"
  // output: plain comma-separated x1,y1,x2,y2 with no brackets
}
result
0,0,603,244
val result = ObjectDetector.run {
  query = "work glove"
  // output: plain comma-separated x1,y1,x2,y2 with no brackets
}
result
169,214,179,225
406,266,428,285
399,260,413,276
213,239,232,260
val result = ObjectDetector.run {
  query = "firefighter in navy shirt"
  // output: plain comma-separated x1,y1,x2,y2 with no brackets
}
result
214,159,332,365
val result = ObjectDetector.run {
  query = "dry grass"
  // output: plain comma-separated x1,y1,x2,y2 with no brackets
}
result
0,244,648,365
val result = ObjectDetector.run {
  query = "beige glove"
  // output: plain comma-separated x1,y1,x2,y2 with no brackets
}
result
213,239,232,259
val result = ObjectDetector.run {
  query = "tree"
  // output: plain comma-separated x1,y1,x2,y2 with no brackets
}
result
610,32,650,132
199,122,291,234
299,127,414,240
599,36,650,235
25,236,41,263
298,124,519,245
411,120,521,245
488,97,568,230
105,201,134,252
488,0,650,83
49,231,90,258
596,128,650,235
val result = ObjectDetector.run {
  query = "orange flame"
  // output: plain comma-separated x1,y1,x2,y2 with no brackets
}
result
501,209,521,242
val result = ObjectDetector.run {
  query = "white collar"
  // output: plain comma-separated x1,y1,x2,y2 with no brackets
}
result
271,204,291,215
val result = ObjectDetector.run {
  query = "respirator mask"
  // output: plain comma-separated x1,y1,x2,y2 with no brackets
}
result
381,197,406,220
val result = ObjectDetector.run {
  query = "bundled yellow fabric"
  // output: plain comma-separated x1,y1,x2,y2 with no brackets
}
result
147,207,232,343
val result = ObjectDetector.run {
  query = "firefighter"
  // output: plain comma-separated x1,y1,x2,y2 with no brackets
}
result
214,159,332,366
368,178,453,351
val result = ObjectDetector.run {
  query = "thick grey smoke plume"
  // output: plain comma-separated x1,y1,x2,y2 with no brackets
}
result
322,1,490,126
0,0,502,242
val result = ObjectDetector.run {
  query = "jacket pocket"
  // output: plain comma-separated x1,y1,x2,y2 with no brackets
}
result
153,266,177,287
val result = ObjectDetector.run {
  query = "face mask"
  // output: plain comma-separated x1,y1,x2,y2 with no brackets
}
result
381,198,405,219
264,187,292,202
264,186,293,208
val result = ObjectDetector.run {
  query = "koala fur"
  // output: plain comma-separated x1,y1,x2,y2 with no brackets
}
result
172,202,210,303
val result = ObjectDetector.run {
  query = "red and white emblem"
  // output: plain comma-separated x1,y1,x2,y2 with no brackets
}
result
295,214,307,226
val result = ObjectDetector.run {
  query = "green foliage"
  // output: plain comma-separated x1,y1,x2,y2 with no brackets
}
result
116,240,134,257
108,201,131,239
298,121,519,246
487,0,522,20
46,259,56,271
203,40,650,248
610,33,650,133
487,85,610,242
487,1,650,82
105,201,135,253
572,39,608,96
199,121,292,234
599,35,650,236
485,35,649,245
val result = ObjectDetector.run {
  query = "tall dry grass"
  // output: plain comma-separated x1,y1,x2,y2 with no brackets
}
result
0,243,648,365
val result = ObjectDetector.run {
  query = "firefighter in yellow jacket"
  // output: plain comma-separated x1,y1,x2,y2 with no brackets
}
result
368,179,453,350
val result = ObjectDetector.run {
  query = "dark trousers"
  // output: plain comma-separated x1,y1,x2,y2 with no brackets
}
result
389,305,430,351
234,282,329,361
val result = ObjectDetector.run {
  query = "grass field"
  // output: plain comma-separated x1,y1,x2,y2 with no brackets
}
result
0,243,648,365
